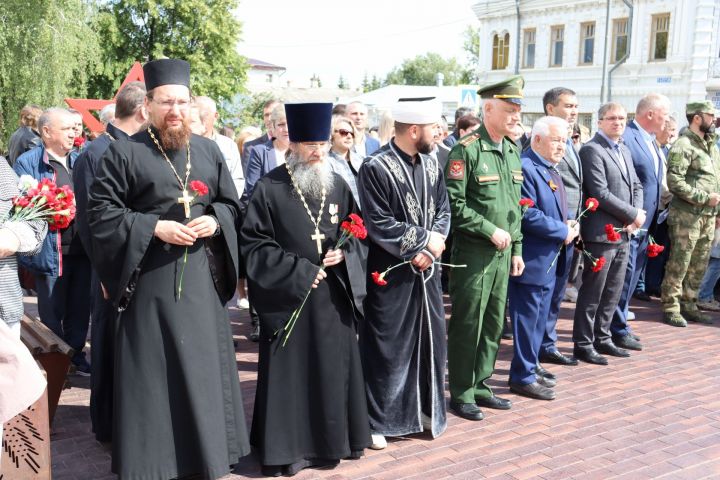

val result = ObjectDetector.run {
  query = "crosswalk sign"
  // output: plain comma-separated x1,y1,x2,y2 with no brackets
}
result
460,88,478,108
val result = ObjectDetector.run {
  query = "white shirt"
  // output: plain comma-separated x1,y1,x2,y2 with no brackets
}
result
633,120,661,176
211,132,244,198
274,148,286,166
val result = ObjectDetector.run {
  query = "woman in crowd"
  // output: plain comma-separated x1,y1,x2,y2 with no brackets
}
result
327,115,362,208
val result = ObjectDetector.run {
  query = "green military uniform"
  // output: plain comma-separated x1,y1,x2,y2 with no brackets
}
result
445,76,524,404
661,100,720,326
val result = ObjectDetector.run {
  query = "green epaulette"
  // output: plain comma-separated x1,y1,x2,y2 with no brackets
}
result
458,131,481,147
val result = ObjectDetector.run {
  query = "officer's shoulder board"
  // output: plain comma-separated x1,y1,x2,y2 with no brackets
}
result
458,131,481,147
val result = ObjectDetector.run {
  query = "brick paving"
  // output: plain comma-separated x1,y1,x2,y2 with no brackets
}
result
44,296,720,479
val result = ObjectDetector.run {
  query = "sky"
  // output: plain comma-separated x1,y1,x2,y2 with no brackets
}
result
235,0,479,90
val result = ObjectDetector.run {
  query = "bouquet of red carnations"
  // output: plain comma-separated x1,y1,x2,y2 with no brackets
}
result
279,213,368,346
3,176,76,230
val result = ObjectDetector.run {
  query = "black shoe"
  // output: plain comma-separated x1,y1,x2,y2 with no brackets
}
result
539,350,578,366
249,324,260,342
595,342,630,357
535,364,556,380
536,374,556,388
573,347,609,365
509,381,556,400
450,401,484,421
613,334,643,351
475,395,512,410
632,291,652,302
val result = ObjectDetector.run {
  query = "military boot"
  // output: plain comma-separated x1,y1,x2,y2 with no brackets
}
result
681,309,713,324
663,312,687,327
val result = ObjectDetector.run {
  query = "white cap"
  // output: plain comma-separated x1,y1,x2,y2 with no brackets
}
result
392,97,442,125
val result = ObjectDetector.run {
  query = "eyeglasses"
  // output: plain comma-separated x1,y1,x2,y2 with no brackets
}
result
601,115,626,122
151,98,191,110
300,142,329,151
334,129,355,138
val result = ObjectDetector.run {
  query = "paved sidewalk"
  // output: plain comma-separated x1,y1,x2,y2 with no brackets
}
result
46,297,720,479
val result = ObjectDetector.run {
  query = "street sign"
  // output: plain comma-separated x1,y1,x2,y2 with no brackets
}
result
460,88,478,108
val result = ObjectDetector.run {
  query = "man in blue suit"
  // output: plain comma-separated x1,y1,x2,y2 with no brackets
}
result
347,101,380,158
240,99,279,175
508,116,579,401
611,94,671,350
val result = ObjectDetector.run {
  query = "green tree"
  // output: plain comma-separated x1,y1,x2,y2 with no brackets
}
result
90,0,247,121
337,75,348,90
232,91,273,130
0,0,101,149
461,26,481,83
385,53,466,86
370,75,383,91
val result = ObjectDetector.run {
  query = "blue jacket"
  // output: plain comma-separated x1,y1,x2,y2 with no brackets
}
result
240,139,280,208
622,122,663,229
364,135,380,157
13,144,79,276
513,150,569,286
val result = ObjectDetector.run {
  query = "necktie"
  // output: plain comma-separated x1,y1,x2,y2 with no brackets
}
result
565,140,579,173
549,165,568,220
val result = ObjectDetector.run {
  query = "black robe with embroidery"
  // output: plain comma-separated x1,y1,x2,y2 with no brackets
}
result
240,166,371,472
87,128,250,480
357,141,451,438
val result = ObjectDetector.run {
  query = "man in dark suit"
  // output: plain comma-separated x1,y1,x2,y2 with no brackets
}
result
537,87,583,366
241,98,279,175
611,94,671,349
573,102,645,365
240,103,288,208
347,101,380,157
508,116,579,400
443,106,474,148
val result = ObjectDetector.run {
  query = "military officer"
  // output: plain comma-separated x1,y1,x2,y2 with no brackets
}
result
445,75,526,421
661,101,720,326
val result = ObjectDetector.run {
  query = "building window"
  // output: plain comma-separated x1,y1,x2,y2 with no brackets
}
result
611,18,629,63
550,26,564,67
266,73,274,83
492,33,510,70
523,29,536,68
579,22,595,65
650,13,670,61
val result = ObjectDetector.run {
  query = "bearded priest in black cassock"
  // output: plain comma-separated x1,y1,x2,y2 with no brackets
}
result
357,98,451,448
240,102,371,477
87,59,249,480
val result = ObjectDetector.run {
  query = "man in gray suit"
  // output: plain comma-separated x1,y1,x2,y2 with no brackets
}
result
538,87,583,366
573,102,645,365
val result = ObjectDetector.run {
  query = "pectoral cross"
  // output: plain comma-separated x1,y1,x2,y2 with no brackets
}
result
311,227,325,255
178,190,193,218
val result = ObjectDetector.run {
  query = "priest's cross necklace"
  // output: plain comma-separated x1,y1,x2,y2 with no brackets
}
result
148,127,193,218
285,164,327,254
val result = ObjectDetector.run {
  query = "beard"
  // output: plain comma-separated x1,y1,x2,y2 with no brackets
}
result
155,114,191,150
700,119,716,135
416,137,435,155
287,152,334,200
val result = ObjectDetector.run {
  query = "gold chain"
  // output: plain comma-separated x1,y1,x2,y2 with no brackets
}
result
147,127,191,190
285,163,326,231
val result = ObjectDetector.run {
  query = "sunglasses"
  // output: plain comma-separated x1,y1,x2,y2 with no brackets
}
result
335,129,355,138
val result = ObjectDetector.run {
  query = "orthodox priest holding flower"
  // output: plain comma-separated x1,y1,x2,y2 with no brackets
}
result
240,102,371,477
357,97,451,449
87,59,250,480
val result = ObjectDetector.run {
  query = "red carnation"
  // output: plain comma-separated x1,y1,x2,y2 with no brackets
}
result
371,271,388,286
592,256,606,272
647,243,665,258
604,224,621,242
585,197,599,212
348,213,364,226
73,136,85,148
189,180,209,196
519,198,535,208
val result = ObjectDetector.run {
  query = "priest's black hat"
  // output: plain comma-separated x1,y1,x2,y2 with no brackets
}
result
143,59,191,91
285,103,333,142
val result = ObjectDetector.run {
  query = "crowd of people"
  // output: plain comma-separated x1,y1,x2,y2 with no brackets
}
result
0,57,719,479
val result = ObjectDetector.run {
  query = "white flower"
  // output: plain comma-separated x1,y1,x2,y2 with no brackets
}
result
17,175,38,191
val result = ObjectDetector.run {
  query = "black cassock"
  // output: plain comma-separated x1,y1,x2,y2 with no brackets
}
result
357,142,451,438
87,129,250,480
240,166,371,474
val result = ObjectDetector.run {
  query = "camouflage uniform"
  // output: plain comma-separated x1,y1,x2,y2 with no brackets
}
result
661,127,720,322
